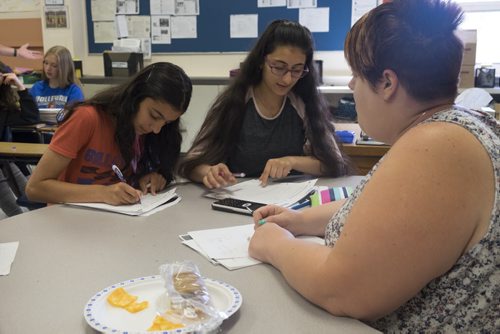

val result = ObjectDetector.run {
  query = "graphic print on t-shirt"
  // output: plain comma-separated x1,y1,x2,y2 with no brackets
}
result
36,95,68,108
77,148,124,185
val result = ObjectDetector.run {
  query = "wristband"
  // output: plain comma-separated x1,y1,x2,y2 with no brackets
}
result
13,48,17,57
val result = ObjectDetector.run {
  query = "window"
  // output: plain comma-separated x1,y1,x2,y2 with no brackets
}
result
455,0,500,66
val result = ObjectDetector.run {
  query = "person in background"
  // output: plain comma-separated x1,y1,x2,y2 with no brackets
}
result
0,62,40,216
178,20,351,189
29,45,84,109
0,43,42,59
26,62,192,205
249,0,499,333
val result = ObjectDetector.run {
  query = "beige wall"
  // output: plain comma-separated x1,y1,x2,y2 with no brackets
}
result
0,0,351,81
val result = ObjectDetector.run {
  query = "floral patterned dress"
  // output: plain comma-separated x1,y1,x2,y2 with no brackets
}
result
325,107,499,333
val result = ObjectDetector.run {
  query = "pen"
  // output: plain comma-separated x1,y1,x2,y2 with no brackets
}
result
289,190,316,210
218,172,245,178
111,164,126,183
112,164,141,203
291,199,311,210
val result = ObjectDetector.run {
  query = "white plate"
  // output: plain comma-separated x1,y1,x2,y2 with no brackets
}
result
84,275,242,333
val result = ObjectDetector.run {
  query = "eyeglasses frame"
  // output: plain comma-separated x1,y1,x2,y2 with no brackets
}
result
265,57,309,79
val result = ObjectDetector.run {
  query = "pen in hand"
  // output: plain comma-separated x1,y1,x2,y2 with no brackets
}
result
111,164,126,183
112,164,141,204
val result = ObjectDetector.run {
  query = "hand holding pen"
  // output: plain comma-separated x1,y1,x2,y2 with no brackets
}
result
252,204,305,236
109,164,142,205
248,211,295,264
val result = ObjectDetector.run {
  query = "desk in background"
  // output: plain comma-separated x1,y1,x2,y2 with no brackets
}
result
0,176,379,333
335,123,390,175
0,141,48,164
4,122,387,175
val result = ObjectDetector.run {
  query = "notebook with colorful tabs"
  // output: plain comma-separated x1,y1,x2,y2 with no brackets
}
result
310,186,354,206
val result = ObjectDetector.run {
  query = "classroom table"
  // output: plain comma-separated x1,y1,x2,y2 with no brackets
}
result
0,141,48,164
0,176,380,334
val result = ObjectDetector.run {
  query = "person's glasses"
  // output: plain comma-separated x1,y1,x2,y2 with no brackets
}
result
265,58,309,79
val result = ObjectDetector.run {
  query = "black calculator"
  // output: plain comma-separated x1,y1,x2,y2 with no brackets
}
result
211,198,266,215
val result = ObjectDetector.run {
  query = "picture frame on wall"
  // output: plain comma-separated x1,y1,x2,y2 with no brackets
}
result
45,6,69,29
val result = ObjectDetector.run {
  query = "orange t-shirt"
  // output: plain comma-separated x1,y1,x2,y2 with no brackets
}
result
49,106,125,185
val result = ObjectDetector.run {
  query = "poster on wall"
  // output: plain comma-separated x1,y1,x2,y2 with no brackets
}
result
0,0,40,12
45,6,69,28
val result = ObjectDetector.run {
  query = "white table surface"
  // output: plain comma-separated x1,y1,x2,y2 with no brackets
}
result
0,176,380,333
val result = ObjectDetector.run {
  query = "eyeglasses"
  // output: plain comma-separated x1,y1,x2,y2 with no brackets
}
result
265,58,309,79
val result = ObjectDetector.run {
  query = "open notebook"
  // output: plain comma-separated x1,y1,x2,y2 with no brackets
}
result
66,187,180,216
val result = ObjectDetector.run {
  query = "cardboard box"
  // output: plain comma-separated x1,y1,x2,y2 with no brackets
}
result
462,42,477,65
456,30,477,66
459,65,475,88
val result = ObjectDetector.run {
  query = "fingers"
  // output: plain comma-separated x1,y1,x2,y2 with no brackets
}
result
139,172,166,195
114,183,141,204
260,158,293,186
2,73,23,89
139,179,149,194
19,43,42,60
252,205,281,225
149,175,166,195
203,163,235,189
259,165,271,186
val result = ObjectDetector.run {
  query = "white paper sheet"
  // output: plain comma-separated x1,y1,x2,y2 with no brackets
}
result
173,0,199,15
91,0,115,21
206,179,317,207
287,0,317,9
455,88,493,110
94,21,116,43
150,0,175,15
116,0,139,15
151,15,172,44
182,225,324,270
67,188,179,216
299,7,329,32
115,15,129,38
188,224,254,260
171,16,197,38
230,15,258,38
351,0,377,26
258,0,286,8
0,242,19,276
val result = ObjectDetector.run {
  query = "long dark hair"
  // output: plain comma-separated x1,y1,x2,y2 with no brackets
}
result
179,19,350,178
62,62,192,183
0,62,18,111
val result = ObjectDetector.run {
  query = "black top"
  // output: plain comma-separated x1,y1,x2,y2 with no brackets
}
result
227,97,305,177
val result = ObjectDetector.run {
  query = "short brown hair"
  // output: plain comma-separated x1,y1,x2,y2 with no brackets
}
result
345,0,464,101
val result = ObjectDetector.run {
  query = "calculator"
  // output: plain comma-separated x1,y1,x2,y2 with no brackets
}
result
211,198,266,215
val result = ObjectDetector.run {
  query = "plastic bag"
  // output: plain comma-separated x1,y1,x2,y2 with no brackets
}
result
157,261,224,332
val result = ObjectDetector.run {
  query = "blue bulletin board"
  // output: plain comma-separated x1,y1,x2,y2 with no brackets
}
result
85,0,351,54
